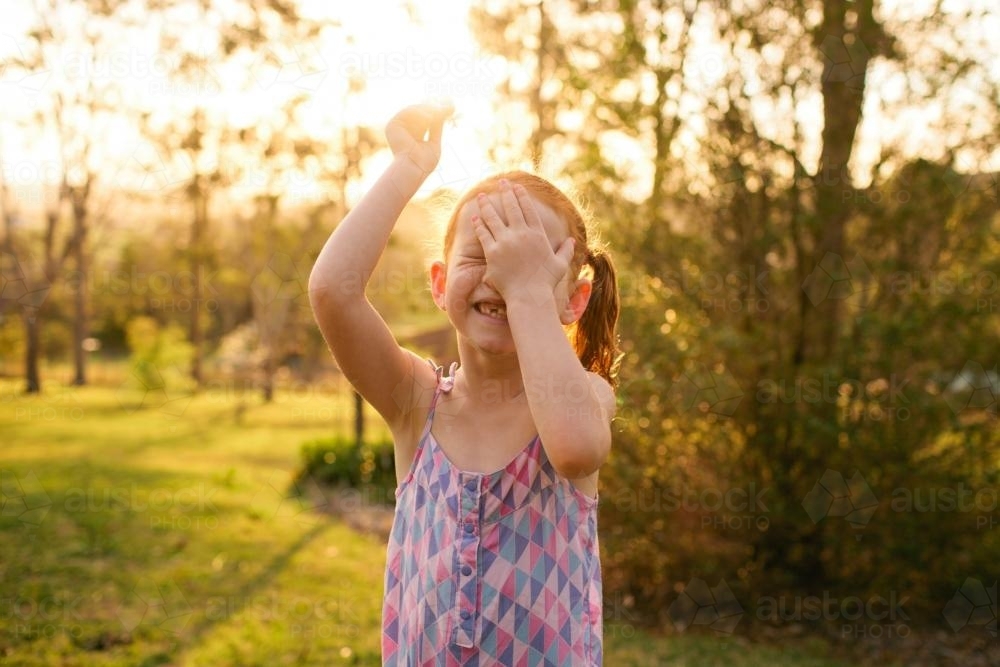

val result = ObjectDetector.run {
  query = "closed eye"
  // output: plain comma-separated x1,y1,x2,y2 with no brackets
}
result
458,248,486,262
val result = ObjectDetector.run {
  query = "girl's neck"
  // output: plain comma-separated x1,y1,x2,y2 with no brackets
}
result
453,344,525,405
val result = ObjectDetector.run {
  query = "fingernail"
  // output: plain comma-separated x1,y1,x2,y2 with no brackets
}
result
500,179,509,188
471,214,480,222
476,192,485,199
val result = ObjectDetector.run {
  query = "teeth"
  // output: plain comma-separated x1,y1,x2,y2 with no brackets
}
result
477,303,507,318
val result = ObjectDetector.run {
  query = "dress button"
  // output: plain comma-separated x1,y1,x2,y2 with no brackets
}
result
464,522,474,534
462,565,472,576
460,610,471,620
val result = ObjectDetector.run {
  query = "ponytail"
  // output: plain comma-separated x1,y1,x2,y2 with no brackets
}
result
573,248,622,389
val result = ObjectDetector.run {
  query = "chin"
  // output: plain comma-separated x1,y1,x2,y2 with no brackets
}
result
456,327,516,357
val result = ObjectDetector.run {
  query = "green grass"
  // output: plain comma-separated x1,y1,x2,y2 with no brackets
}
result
1,377,854,666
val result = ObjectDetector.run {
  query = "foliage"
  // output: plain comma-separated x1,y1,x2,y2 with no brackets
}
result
124,316,195,393
297,436,397,502
473,0,1000,645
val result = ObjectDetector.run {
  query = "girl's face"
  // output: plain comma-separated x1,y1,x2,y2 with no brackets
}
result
430,191,571,356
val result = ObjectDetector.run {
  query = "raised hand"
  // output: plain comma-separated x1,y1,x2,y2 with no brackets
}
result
472,179,576,310
385,102,454,175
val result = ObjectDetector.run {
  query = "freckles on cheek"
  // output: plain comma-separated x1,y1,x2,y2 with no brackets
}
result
451,269,485,311
446,293,470,311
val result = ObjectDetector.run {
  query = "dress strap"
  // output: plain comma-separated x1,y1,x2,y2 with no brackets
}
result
421,360,458,437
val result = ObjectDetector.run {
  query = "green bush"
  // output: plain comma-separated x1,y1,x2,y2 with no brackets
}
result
297,436,397,503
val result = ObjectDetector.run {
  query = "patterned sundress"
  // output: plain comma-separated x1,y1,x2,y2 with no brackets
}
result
381,362,603,666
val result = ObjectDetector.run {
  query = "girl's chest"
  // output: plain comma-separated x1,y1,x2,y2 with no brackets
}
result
430,406,538,475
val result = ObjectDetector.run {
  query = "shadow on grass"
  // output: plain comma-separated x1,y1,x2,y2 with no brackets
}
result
162,521,329,666
2,457,338,664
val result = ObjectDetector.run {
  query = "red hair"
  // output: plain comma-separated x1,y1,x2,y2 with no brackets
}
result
443,171,622,388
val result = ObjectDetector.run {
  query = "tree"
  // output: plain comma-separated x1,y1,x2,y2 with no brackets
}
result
7,0,132,388
471,0,1000,626
137,0,332,387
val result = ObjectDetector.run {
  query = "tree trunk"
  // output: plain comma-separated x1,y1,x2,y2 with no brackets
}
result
804,0,875,363
24,307,41,394
262,359,274,403
189,177,206,387
71,194,88,386
354,391,364,449
527,0,553,165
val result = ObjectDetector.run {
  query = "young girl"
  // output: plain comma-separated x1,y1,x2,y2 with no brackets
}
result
308,104,621,666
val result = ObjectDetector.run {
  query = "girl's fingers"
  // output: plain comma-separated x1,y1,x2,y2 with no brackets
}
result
555,237,575,266
472,213,495,248
476,194,506,238
499,180,527,227
426,103,453,145
511,183,544,230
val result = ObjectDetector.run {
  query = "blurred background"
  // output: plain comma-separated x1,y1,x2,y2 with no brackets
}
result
1,0,997,665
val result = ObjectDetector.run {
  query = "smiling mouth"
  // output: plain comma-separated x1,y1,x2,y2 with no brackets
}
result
474,301,507,320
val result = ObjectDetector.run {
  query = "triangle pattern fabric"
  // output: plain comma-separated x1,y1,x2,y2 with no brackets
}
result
381,362,603,665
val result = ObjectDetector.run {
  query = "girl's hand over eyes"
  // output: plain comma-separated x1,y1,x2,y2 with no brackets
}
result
472,180,575,310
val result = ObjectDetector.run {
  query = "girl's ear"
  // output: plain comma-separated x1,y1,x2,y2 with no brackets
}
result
560,278,592,325
430,261,447,310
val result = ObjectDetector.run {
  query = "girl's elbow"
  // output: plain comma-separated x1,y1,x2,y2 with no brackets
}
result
548,435,610,479
308,269,362,308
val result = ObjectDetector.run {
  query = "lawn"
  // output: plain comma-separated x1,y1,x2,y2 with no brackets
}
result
1,375,854,666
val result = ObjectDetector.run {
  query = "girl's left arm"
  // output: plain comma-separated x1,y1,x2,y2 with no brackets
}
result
506,294,616,480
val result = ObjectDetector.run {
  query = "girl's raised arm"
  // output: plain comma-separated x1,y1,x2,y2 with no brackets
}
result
308,104,451,435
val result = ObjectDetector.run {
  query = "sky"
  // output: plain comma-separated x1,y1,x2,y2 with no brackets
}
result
1,0,998,216
0,0,507,210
